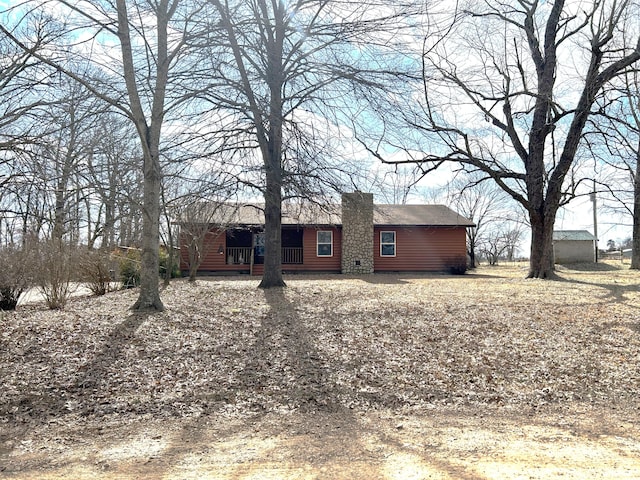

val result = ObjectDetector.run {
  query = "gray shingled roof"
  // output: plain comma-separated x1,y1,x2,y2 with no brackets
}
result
373,204,475,227
553,230,596,241
177,202,475,227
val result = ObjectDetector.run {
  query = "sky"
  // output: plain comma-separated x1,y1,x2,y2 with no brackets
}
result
557,196,632,249
1,0,636,253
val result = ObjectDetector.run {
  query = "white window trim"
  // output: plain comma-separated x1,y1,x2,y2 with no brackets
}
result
380,230,396,257
317,230,333,257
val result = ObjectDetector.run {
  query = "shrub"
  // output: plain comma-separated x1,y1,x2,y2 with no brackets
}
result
117,247,180,288
118,248,141,288
0,244,35,310
78,249,117,296
0,285,23,311
159,247,180,279
36,239,74,310
446,255,469,275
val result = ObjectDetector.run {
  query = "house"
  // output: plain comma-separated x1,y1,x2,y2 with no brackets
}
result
553,230,597,264
178,192,475,275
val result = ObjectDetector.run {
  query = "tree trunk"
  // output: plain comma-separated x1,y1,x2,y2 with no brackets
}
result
467,227,476,268
259,162,285,288
132,149,164,311
527,211,556,278
188,238,199,282
631,143,640,269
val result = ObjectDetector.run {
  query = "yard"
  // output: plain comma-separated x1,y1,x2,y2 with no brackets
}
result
1,263,639,479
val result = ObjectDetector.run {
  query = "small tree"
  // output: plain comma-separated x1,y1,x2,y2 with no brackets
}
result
175,201,237,282
479,223,525,266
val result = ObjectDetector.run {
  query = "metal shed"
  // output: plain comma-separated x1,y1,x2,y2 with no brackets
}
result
553,230,597,264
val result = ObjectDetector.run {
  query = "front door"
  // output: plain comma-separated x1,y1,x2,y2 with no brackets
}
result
253,233,265,264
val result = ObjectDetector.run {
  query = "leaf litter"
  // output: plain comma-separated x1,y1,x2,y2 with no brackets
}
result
1,263,640,478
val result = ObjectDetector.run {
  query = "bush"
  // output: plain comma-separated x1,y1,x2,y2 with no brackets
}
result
36,239,74,310
446,256,469,275
159,247,180,279
0,244,34,310
78,249,117,296
118,248,141,288
117,247,180,288
0,286,23,311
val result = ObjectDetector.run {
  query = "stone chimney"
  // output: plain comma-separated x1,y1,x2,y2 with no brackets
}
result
341,192,374,274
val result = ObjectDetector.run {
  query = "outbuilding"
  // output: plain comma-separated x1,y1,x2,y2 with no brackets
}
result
553,230,597,264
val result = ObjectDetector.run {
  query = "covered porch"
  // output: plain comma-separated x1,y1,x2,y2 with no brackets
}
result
224,227,304,269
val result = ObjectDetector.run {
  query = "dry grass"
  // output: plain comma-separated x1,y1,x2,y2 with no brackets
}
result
1,262,639,478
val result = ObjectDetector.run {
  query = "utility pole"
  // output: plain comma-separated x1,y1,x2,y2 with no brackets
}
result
590,179,598,262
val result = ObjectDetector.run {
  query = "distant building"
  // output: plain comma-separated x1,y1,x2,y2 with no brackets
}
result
553,230,597,264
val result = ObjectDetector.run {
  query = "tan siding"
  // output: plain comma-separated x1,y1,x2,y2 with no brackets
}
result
554,240,595,263
374,226,467,272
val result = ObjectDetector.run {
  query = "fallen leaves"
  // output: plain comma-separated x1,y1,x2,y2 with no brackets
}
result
0,265,639,434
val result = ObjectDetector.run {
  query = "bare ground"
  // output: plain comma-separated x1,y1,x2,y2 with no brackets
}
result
1,263,639,479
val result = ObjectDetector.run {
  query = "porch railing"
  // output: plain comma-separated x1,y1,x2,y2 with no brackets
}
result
282,247,303,264
225,246,303,265
226,247,252,264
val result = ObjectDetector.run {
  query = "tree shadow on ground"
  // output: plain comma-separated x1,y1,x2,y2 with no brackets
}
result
238,287,342,412
72,313,147,392
355,272,511,284
352,274,411,284
554,274,640,306
556,262,624,272
141,287,487,480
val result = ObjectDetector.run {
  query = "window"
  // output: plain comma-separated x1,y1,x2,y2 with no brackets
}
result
317,230,333,256
380,231,396,257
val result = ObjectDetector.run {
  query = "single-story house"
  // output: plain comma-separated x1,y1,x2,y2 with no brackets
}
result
553,230,597,264
178,192,475,275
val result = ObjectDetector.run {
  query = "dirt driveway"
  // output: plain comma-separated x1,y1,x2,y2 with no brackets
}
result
4,406,639,479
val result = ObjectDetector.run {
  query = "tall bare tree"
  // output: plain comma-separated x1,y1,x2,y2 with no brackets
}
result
1,0,211,309
204,0,413,288
366,0,640,278
588,70,640,268
85,114,141,249
0,11,59,235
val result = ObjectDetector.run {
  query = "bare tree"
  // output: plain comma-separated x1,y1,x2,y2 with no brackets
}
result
479,221,525,265
204,0,414,288
366,0,640,278
1,0,213,310
37,76,103,243
0,11,60,239
85,114,141,249
445,172,522,267
588,70,640,268
368,164,422,205
174,198,237,282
